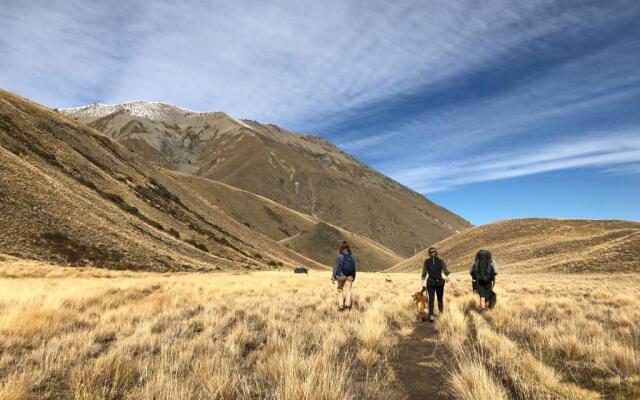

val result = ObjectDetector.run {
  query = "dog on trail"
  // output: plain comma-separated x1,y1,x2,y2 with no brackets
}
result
412,290,428,321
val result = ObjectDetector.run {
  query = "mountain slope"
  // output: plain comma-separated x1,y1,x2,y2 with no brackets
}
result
390,218,640,273
62,102,470,256
0,90,325,271
166,170,318,241
165,171,402,269
280,222,403,271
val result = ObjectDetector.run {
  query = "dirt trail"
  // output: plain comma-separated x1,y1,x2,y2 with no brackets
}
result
394,321,448,399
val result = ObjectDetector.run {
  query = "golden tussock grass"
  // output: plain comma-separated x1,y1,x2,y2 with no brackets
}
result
1,258,639,399
0,260,417,400
439,273,640,400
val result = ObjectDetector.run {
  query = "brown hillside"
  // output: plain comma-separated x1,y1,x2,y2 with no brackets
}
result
62,103,470,256
171,171,402,269
390,218,640,273
280,222,403,271
165,170,318,241
0,89,324,271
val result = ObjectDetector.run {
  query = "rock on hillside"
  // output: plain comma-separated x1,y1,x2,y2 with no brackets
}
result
0,90,324,271
62,102,470,256
390,218,640,273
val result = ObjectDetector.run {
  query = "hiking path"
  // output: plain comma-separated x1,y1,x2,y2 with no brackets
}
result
394,320,448,399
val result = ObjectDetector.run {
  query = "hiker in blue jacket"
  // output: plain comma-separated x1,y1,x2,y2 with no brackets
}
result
332,241,356,312
421,247,455,322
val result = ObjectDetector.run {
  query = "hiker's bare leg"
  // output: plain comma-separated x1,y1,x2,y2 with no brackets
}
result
337,280,345,307
480,297,486,310
344,280,353,307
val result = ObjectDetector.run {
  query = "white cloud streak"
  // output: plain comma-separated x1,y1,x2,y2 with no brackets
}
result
390,131,640,193
0,0,632,125
605,163,640,176
1,0,638,197
340,39,640,156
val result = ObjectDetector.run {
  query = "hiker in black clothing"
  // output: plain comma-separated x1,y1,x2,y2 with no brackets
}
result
421,247,455,322
470,249,498,312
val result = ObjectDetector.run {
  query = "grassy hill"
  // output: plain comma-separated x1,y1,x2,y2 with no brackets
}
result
390,218,640,273
279,222,403,270
0,89,324,271
170,172,402,269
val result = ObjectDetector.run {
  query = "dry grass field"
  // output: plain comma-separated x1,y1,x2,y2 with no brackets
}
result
0,258,418,400
1,257,639,399
440,273,640,400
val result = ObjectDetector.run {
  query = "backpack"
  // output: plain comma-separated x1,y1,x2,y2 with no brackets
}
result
473,250,493,283
340,253,356,276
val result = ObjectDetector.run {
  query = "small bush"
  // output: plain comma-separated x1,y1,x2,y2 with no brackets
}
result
169,228,180,239
114,174,129,183
102,192,125,204
100,191,141,215
122,204,140,215
186,239,208,253
145,219,163,231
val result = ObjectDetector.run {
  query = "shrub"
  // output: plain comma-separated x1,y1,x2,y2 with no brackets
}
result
185,239,208,253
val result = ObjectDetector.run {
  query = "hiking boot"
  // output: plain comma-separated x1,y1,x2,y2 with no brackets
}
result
338,306,345,312
345,305,352,311
428,315,435,323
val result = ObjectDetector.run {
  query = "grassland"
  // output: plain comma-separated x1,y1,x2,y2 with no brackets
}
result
1,258,639,399
0,259,417,400
441,273,640,400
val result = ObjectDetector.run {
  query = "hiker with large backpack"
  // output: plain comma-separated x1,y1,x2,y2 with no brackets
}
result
470,250,498,312
332,241,356,312
421,247,455,322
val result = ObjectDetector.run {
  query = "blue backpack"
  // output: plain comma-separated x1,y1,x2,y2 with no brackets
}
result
341,253,356,276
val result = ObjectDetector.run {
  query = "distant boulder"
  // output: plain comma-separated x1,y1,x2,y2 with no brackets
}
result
293,267,308,274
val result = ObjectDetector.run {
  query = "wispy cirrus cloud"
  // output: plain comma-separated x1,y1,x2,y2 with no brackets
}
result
1,0,637,127
605,163,640,176
390,131,640,193
1,0,639,212
339,37,640,156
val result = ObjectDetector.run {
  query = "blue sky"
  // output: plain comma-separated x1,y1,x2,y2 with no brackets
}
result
1,0,639,225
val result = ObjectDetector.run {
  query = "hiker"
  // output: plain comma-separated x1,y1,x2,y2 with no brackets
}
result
332,241,356,312
421,247,454,322
470,250,498,312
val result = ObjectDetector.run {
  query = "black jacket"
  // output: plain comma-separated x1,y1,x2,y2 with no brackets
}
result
422,256,450,285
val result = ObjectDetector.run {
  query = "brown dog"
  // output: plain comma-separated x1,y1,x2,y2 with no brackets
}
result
412,290,428,321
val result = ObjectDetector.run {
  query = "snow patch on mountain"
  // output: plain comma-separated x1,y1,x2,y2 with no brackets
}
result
62,101,219,121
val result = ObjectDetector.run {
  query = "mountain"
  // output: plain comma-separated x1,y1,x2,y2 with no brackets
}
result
61,101,470,257
0,89,325,271
279,222,403,271
390,218,640,273
163,170,403,269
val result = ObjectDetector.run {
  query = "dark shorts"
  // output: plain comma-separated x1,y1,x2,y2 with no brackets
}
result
477,281,493,299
